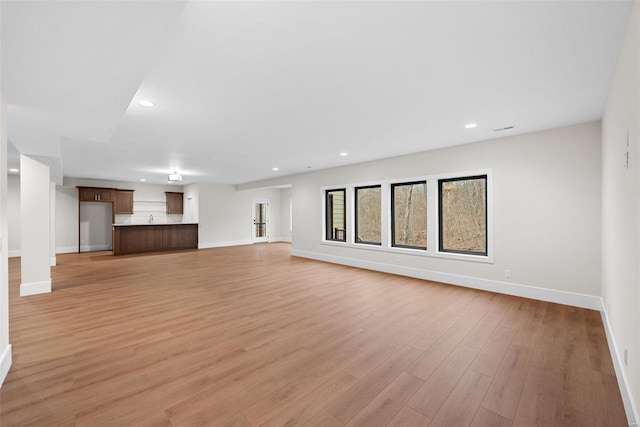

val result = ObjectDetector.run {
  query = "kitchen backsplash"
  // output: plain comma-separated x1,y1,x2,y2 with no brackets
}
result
114,200,183,224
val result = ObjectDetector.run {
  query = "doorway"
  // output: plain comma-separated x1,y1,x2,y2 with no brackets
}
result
79,202,113,252
252,199,269,243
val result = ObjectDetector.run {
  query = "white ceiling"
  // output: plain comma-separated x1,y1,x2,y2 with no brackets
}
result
1,1,633,185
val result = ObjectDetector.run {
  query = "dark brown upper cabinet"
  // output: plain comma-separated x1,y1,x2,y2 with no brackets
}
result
114,190,134,214
78,187,115,202
165,192,184,215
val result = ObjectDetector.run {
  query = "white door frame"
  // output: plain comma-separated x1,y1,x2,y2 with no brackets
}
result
252,198,270,243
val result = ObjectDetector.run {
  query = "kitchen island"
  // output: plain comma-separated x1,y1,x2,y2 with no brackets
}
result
112,223,198,255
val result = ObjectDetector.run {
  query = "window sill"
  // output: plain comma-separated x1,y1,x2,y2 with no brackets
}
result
322,240,493,264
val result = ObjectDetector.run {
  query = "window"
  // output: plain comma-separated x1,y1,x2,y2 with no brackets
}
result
391,181,427,249
355,185,381,245
325,189,346,241
439,175,487,255
321,169,491,261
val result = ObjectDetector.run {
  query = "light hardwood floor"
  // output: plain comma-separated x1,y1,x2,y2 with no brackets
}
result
0,243,628,426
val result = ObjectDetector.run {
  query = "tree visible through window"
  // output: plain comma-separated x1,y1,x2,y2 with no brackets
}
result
355,186,381,245
439,176,487,255
326,189,346,241
392,182,427,249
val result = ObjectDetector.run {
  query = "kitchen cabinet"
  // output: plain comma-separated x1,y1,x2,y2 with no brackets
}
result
114,190,134,214
112,224,198,255
165,192,184,215
78,187,114,202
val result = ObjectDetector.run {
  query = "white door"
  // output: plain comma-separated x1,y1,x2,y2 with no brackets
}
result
252,199,269,243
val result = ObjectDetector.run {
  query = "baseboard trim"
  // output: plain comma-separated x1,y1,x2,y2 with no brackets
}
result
8,250,19,258
291,249,601,310
79,244,111,252
56,246,78,254
599,299,639,426
20,279,52,297
198,240,253,250
50,256,56,267
269,237,292,243
0,344,12,388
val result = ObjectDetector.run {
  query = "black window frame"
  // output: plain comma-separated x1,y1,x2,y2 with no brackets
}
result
354,185,382,246
438,175,488,256
325,188,346,242
391,181,428,250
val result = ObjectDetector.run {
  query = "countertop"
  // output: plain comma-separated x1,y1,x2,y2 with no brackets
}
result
113,223,199,227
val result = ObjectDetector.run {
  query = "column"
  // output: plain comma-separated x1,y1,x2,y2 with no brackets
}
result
0,93,12,385
19,154,51,296
50,181,56,266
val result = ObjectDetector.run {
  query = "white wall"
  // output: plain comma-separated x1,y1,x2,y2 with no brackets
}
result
55,185,78,253
7,175,20,255
49,182,55,265
602,0,639,423
196,183,281,248
183,184,199,224
279,187,292,242
0,94,12,387
240,122,603,305
79,203,112,251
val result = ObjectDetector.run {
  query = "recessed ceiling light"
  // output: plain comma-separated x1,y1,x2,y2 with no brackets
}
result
465,123,478,129
140,178,146,182
138,100,155,108
340,152,348,157
9,168,19,173
272,167,279,171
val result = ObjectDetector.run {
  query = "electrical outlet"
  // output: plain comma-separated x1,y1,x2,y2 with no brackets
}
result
504,269,512,279
624,348,628,366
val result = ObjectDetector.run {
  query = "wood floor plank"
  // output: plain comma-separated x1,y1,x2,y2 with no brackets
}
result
345,372,423,427
584,371,628,426
219,414,253,427
260,371,358,427
408,311,461,351
512,366,565,426
481,345,532,420
405,326,469,380
463,310,506,350
529,324,567,372
469,325,516,378
345,320,425,379
471,407,513,427
509,304,545,350
407,344,479,419
429,369,493,427
325,345,422,424
387,406,432,427
0,244,627,427
170,374,290,426
454,296,493,331
301,411,344,427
